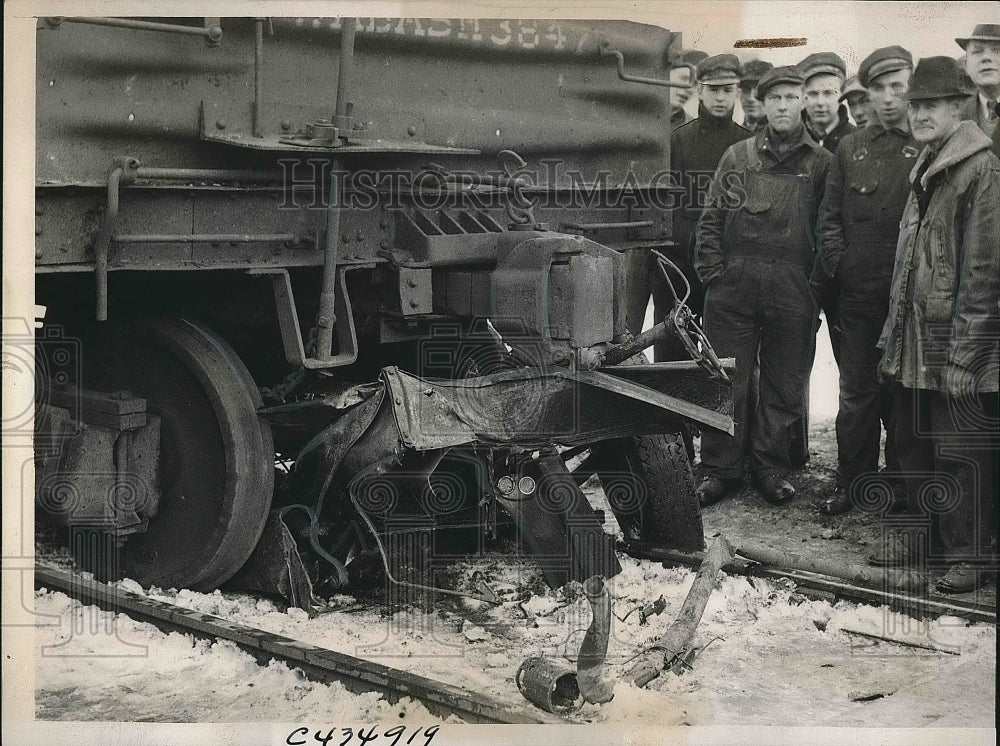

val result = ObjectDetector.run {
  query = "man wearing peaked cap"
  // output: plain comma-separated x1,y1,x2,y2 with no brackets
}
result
670,48,709,127
740,59,773,133
813,45,916,517
693,64,832,507
798,51,856,155
875,56,1000,591
653,55,750,364
795,53,854,456
956,24,1000,155
840,76,874,128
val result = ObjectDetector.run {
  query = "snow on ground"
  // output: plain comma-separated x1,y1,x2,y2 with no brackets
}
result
32,587,441,723
35,549,995,726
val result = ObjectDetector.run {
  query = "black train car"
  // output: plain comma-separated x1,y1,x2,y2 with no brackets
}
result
33,16,732,602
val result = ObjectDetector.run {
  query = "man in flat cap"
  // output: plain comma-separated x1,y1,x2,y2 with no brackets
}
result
693,67,831,506
670,49,709,127
799,52,857,154
957,24,1000,155
876,56,1000,592
740,59,773,133
813,46,918,516
840,75,875,128
653,54,750,361
795,52,855,454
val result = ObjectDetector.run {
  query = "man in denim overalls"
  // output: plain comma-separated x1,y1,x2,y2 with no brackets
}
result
694,67,832,506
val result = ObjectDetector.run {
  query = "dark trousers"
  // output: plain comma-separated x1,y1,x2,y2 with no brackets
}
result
892,387,998,562
700,259,817,479
835,305,900,487
820,286,843,365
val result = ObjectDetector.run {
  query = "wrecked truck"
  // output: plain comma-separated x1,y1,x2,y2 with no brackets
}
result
32,16,733,604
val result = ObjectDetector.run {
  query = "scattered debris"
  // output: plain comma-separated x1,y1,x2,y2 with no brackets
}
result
461,620,490,642
630,536,736,687
576,576,614,704
840,627,961,656
617,595,667,625
516,656,581,714
850,689,895,702
736,540,927,593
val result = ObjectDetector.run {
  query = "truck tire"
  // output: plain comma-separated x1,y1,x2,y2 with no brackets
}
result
594,431,704,554
592,353,704,553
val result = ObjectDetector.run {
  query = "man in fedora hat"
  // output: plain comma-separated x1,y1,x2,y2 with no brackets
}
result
840,75,875,128
653,55,750,362
694,67,831,507
813,46,917,516
875,56,1000,592
957,23,1000,155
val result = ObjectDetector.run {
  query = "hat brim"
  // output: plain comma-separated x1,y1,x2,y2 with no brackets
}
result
905,91,974,101
956,35,1000,49
862,61,912,87
756,79,805,100
839,90,868,103
699,74,740,85
802,65,846,81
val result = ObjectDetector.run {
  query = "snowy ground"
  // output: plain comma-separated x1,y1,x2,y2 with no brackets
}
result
34,538,995,727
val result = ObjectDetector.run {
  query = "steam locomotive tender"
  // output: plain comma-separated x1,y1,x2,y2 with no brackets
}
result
33,16,733,606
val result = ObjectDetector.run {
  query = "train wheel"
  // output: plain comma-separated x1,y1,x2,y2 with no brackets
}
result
80,318,274,590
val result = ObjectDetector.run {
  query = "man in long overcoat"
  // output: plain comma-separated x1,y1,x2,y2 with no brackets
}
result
875,56,1000,592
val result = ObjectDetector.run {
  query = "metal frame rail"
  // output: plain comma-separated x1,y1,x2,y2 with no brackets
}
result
34,565,562,725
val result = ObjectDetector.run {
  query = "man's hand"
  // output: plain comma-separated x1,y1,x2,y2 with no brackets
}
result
698,264,725,286
808,263,832,299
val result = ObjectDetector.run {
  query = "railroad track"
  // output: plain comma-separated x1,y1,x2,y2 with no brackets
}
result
34,564,563,725
625,544,997,625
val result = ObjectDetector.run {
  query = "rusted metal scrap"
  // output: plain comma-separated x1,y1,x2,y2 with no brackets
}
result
516,574,614,713
630,535,735,687
516,657,582,715
577,575,614,704
735,541,928,593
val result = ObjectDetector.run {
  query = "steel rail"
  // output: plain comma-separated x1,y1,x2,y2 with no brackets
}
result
624,544,996,625
34,565,562,725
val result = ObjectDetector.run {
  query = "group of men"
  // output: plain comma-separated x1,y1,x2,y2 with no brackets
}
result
643,24,1000,593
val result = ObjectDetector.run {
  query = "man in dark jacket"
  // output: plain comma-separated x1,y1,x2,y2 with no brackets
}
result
840,75,875,128
652,54,750,361
796,52,855,451
799,52,857,154
670,49,709,127
875,57,1000,593
813,46,919,515
694,67,831,506
957,24,1000,156
740,59,773,133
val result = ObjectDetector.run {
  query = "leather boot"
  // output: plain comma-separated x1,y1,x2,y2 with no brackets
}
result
695,476,742,507
752,473,795,505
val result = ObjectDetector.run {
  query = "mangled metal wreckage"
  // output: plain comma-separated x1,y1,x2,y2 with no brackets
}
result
31,16,734,608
